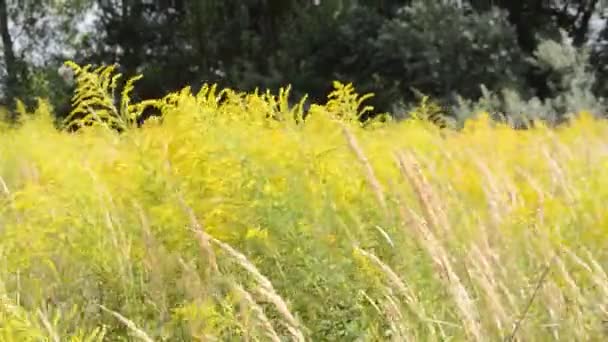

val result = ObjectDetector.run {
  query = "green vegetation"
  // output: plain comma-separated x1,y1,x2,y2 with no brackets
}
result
3,1,608,123
0,64,607,340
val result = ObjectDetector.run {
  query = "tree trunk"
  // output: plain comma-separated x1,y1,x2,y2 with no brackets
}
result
0,0,18,103
572,0,599,47
496,0,538,53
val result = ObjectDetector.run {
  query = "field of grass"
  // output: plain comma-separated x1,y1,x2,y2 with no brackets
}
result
0,79,607,341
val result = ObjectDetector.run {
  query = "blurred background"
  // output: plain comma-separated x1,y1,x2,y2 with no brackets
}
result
2,0,608,124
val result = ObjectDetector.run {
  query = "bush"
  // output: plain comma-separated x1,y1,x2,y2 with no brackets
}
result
371,2,527,109
454,31,605,126
259,2,529,117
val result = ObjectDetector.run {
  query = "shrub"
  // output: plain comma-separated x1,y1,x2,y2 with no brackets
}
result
372,2,527,108
454,31,606,126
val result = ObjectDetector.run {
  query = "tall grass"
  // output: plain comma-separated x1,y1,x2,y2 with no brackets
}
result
0,77,607,340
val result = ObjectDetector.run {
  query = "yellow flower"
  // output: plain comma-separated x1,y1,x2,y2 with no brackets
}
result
245,226,268,240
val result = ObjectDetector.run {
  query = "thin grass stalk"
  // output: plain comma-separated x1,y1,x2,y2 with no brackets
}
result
0,176,9,196
177,194,218,273
467,245,509,335
471,155,506,227
37,309,60,342
395,152,483,341
564,246,608,301
232,283,282,342
553,253,586,316
175,183,298,338
542,147,575,203
355,247,427,322
135,203,171,321
409,209,482,341
209,237,305,342
99,305,154,342
382,292,412,342
473,240,516,309
581,247,608,297
506,255,556,342
395,151,450,235
341,124,388,218
540,281,563,341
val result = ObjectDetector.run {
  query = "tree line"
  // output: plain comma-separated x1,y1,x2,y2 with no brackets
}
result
1,0,608,124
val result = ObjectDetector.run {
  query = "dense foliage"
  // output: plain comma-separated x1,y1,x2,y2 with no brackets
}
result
0,64,607,340
1,0,608,121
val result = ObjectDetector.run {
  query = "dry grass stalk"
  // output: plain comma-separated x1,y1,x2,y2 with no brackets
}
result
540,281,563,340
514,168,545,227
210,237,305,342
232,283,282,342
177,258,208,304
470,155,507,226
253,279,305,342
361,289,416,340
382,292,413,342
565,246,608,299
506,255,555,342
0,278,21,317
395,152,449,235
135,203,171,321
395,152,483,341
553,253,585,316
355,247,426,321
177,194,219,273
474,242,516,308
99,305,154,342
276,318,307,342
581,247,608,297
341,124,388,216
37,309,60,342
0,176,9,196
542,147,575,203
176,193,303,340
408,209,482,341
467,245,509,334
102,208,136,299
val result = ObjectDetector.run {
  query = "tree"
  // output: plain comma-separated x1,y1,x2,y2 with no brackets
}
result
488,0,600,49
0,0,18,105
0,0,91,116
3,0,608,123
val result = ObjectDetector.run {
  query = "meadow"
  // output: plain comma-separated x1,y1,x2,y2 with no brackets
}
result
0,65,607,341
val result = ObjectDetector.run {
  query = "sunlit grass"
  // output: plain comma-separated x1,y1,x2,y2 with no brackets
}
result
0,83,607,341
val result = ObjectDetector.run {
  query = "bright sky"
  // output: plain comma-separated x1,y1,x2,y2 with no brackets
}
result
9,4,98,66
